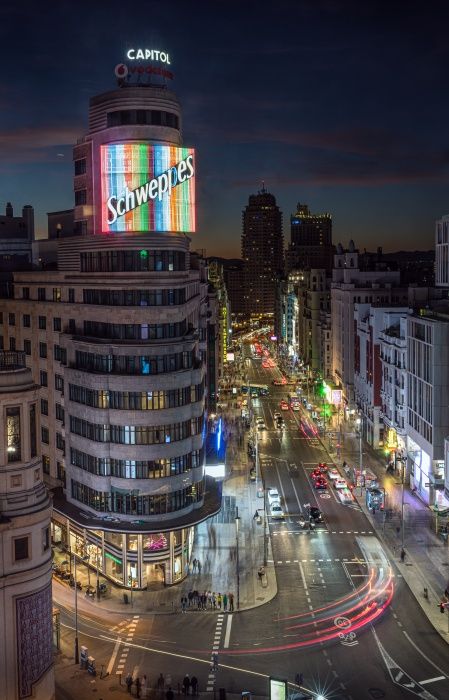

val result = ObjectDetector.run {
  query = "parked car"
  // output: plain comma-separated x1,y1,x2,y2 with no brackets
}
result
270,502,285,519
267,488,281,505
328,467,340,480
334,477,347,489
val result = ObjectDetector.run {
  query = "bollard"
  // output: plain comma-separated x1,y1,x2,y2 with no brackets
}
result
424,587,428,599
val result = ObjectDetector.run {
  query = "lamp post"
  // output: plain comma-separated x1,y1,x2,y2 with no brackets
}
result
73,551,79,664
263,479,268,567
235,506,240,610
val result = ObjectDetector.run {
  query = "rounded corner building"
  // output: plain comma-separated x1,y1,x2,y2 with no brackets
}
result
5,62,221,589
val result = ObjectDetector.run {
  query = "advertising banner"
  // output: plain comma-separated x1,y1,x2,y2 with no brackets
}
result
101,143,195,233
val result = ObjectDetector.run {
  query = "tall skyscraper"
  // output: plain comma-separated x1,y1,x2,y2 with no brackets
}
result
1,63,220,589
241,187,283,321
286,202,333,273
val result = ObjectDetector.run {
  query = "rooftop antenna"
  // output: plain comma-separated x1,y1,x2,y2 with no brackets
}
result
260,180,266,194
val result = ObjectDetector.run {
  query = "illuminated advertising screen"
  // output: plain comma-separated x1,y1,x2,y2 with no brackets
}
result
101,143,195,233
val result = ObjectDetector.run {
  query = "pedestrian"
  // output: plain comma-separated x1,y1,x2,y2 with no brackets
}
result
295,672,304,686
217,592,222,609
191,676,198,696
192,558,197,573
400,548,406,563
253,509,259,520
229,592,234,611
182,674,190,695
197,560,202,574
188,590,193,607
208,590,213,608
157,673,165,691
258,566,265,582
223,593,228,611
181,595,186,612
166,688,174,700
141,675,148,699
125,672,133,693
135,676,142,698
212,592,217,609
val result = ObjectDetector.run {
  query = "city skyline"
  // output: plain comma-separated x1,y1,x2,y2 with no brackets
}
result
1,0,449,256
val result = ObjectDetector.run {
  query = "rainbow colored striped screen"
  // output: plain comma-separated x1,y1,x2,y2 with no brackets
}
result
100,143,196,233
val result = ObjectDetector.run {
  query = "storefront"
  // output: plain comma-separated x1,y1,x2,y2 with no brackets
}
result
407,436,431,504
51,511,194,589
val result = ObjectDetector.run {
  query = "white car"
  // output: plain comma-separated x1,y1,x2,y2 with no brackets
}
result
334,478,347,489
328,468,340,480
273,411,281,420
256,416,265,425
267,488,281,505
270,503,285,519
257,422,266,431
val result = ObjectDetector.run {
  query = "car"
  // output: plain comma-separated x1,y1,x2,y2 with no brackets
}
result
314,477,328,490
267,488,281,505
310,469,322,480
273,411,281,420
257,422,266,430
309,506,323,522
334,477,347,489
256,416,264,424
328,467,340,480
270,503,285,519
317,462,328,473
276,418,285,429
280,400,289,410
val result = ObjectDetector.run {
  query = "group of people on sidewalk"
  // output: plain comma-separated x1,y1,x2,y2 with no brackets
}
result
180,590,234,612
125,671,199,698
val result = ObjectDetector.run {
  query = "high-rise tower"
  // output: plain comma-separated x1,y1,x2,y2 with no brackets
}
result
241,187,283,321
286,202,333,273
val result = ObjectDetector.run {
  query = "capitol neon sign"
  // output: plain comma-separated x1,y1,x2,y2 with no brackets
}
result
126,48,171,64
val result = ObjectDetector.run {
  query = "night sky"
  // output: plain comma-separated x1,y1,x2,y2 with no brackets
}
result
1,0,449,256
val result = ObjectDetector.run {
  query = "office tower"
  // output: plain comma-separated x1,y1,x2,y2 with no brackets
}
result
0,351,54,699
286,202,333,273
1,69,220,589
241,187,283,322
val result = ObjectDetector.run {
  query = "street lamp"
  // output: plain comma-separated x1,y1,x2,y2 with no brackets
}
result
356,415,363,473
72,550,88,664
235,506,240,610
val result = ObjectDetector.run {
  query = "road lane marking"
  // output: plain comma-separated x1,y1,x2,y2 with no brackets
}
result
420,677,446,685
106,636,122,676
224,615,233,648
403,631,447,678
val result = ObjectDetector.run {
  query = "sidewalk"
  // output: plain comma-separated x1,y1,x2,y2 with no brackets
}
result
53,431,277,617
335,423,449,642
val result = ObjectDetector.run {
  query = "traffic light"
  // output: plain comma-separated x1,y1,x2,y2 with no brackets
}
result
440,602,445,613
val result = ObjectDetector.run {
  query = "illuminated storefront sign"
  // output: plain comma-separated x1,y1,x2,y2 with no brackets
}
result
126,49,171,64
101,143,195,233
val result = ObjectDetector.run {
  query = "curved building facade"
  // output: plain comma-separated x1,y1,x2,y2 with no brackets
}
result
3,76,220,589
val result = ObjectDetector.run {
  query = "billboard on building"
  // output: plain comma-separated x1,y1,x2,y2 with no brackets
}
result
101,143,195,233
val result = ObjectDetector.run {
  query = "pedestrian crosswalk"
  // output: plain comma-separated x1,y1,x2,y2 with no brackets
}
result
115,615,140,677
206,613,224,692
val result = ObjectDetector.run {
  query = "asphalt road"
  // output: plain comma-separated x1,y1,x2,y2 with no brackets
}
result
55,355,449,700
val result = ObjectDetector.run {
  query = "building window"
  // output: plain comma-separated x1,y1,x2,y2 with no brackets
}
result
56,432,65,454
53,317,61,331
74,158,86,175
34,468,40,482
22,287,30,299
0,336,3,350
29,403,37,458
11,474,22,487
38,287,46,301
24,339,31,355
6,406,21,462
53,288,61,302
54,345,66,363
57,461,66,486
42,526,50,552
42,455,50,474
14,536,29,562
40,398,48,415
8,313,15,326
38,316,46,330
9,337,16,351
23,314,31,327
41,426,49,444
39,342,47,358
40,370,48,386
55,374,64,393
75,189,87,206
68,288,75,303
